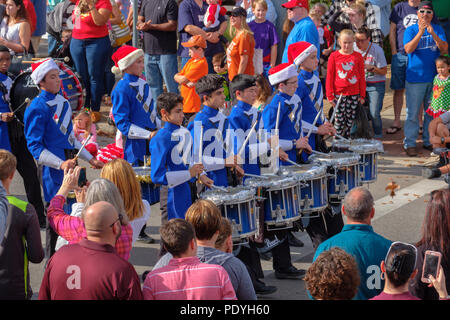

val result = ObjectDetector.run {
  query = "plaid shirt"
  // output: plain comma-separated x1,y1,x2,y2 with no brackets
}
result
323,0,383,46
47,195,133,261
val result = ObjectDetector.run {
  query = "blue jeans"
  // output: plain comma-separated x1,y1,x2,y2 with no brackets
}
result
390,53,408,90
366,82,386,138
70,36,112,111
144,53,179,100
180,56,214,74
404,81,433,148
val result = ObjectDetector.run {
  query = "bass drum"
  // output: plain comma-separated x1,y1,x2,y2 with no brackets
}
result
9,62,84,123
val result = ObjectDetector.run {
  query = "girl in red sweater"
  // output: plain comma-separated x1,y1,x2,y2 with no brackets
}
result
326,29,366,138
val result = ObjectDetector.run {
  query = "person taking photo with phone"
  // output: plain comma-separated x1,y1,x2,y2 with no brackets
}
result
409,188,450,300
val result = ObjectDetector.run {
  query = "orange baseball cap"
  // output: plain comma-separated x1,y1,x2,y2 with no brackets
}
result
181,35,207,49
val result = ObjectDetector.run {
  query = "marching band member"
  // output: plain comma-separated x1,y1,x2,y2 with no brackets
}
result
263,62,312,164
111,45,160,166
149,92,213,222
287,41,336,160
0,45,46,228
187,74,243,187
24,58,104,257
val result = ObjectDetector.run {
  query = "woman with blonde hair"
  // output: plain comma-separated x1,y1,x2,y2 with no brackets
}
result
226,6,255,81
100,158,152,245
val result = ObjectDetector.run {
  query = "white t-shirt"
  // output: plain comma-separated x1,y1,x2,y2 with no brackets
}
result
354,42,387,83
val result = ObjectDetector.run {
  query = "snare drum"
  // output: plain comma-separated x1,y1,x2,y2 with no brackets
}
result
310,152,360,201
133,166,160,205
200,187,257,242
333,139,384,184
245,175,301,229
280,164,328,214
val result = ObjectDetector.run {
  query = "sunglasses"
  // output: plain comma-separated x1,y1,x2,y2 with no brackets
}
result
109,213,124,228
384,241,418,270
418,9,433,14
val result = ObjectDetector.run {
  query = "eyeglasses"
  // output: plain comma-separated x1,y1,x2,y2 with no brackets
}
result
418,9,433,15
355,38,368,43
109,213,123,228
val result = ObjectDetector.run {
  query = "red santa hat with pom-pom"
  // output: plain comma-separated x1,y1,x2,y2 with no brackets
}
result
30,58,59,85
111,45,144,76
287,41,317,67
268,63,298,86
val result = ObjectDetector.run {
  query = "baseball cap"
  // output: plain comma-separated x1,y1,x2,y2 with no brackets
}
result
418,1,433,11
226,7,247,18
181,35,207,49
281,0,309,10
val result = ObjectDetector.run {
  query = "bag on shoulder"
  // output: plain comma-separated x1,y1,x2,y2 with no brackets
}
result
108,14,132,47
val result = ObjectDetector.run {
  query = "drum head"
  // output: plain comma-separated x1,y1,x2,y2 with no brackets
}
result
10,71,39,123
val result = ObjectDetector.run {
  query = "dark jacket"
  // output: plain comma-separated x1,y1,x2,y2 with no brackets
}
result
0,196,44,299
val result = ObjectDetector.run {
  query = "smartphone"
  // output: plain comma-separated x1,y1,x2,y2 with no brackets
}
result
78,167,87,187
421,250,442,283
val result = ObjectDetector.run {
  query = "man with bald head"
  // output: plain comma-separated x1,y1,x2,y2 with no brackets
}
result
312,187,392,300
38,201,143,300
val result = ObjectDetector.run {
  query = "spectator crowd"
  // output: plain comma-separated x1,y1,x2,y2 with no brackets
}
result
0,0,449,301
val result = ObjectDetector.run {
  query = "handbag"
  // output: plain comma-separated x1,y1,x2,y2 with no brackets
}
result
108,14,132,47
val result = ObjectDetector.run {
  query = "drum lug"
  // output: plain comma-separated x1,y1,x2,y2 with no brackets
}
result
272,205,286,222
338,180,346,198
231,219,242,238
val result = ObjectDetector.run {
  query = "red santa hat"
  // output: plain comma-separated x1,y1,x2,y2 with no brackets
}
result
30,58,59,85
287,41,317,67
268,63,298,86
111,45,144,75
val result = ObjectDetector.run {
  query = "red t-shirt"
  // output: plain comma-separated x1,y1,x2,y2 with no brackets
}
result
38,239,143,300
71,0,112,39
23,0,36,34
326,50,366,101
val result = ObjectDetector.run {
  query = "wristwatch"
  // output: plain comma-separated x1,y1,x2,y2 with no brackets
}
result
441,137,445,144
292,139,297,147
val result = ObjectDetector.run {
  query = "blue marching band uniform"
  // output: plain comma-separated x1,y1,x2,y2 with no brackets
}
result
0,72,12,152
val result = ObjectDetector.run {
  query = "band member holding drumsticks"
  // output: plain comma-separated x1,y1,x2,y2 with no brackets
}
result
111,45,160,167
24,57,104,258
187,74,244,188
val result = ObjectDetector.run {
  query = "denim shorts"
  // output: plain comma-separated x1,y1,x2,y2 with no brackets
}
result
390,53,408,90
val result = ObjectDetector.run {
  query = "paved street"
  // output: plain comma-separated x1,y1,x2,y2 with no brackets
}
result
9,40,448,300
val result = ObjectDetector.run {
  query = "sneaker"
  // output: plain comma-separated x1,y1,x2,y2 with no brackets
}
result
137,234,155,244
423,168,442,179
274,266,306,280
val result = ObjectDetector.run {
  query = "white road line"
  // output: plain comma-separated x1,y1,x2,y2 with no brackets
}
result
372,179,448,222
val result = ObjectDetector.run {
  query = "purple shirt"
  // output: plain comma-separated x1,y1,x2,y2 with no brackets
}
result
177,0,226,58
248,20,279,67
370,291,421,300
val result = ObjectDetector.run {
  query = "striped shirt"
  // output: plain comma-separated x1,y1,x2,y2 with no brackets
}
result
47,195,133,261
143,256,237,300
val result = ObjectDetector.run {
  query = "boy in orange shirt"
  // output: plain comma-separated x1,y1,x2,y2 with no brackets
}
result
174,35,209,125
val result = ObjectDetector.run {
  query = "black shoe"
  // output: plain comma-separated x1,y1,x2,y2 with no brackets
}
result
137,234,155,244
423,144,433,151
423,168,442,179
288,232,304,247
254,279,277,295
259,251,272,261
275,266,306,280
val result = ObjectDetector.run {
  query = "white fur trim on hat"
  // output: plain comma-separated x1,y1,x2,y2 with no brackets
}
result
31,59,59,85
111,48,144,75
293,44,317,67
268,64,298,86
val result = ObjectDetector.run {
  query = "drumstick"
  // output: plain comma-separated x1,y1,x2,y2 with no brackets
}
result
334,133,351,141
243,172,271,179
306,109,323,139
72,133,92,162
329,93,343,124
283,157,303,168
11,98,31,114
237,118,259,157
275,101,281,134
311,149,331,157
